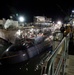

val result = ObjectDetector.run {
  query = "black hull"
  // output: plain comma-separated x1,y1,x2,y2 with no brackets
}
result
0,41,52,65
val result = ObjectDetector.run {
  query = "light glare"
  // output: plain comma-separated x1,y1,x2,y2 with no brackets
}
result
16,30,21,36
72,10,74,13
57,21,62,25
19,16,25,22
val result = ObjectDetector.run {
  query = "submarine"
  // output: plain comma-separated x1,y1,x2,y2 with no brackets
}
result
0,33,52,65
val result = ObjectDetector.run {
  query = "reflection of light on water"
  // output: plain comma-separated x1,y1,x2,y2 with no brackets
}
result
34,65,40,71
36,65,39,70
19,68,21,70
23,43,25,46
26,68,28,71
6,48,9,52
23,54,26,56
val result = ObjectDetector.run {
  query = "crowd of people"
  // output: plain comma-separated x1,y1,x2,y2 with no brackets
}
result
60,24,73,38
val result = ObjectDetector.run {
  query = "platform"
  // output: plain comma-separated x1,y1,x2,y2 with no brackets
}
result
66,55,74,75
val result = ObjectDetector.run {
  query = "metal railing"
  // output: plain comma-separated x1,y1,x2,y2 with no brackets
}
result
40,33,70,75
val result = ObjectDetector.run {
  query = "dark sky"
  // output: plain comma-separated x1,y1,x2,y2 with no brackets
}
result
0,0,74,22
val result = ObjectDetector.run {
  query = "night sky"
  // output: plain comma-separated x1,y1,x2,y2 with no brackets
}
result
0,0,74,22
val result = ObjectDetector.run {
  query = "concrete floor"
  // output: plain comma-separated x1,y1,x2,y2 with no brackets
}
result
66,34,74,75
66,55,74,75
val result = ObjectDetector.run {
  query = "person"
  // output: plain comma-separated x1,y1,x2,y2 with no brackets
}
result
60,24,65,37
65,24,73,38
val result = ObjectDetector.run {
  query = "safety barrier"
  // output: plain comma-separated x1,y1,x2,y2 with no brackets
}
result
40,33,70,75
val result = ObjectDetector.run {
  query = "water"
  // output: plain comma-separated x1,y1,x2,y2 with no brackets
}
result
0,49,50,75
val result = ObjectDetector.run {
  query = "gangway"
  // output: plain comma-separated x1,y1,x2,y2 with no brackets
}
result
40,33,70,75
66,55,74,75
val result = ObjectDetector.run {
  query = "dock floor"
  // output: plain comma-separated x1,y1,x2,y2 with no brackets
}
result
66,55,74,75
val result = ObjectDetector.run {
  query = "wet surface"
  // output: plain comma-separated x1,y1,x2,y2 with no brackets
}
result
0,48,51,75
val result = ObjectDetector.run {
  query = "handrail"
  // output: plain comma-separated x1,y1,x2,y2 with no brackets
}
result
45,37,65,62
41,33,70,75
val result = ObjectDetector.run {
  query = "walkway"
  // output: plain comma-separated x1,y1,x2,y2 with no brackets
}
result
66,34,74,75
66,55,74,75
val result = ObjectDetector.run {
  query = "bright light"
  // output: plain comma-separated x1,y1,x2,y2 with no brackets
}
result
16,30,21,36
57,21,62,25
72,10,74,13
35,16,45,22
18,16,25,22
6,49,9,52
30,28,34,32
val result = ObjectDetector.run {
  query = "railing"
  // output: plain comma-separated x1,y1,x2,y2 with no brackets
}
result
40,33,70,75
